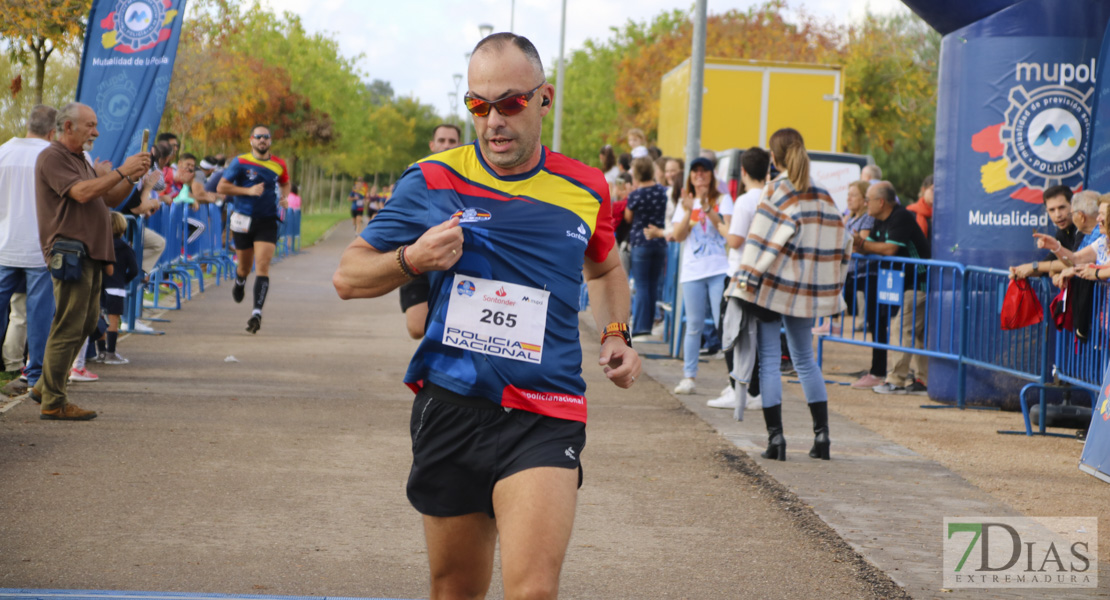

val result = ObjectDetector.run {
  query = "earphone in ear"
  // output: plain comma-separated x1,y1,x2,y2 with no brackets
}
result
541,96,550,106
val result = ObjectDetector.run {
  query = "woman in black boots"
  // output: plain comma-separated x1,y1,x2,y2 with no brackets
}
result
731,128,851,461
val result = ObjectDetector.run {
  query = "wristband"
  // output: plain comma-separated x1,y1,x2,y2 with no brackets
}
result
395,246,417,279
115,168,126,181
600,322,631,347
401,245,422,276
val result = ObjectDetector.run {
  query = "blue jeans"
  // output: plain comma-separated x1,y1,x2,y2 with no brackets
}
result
681,275,724,378
0,265,55,385
757,314,828,408
630,244,667,335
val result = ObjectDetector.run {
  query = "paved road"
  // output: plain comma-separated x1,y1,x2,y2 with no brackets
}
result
2,226,1086,599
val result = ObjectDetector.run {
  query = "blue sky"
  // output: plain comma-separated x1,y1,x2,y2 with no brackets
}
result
251,0,907,119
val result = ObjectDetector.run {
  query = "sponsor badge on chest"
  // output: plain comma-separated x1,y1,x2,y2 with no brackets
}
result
442,274,549,364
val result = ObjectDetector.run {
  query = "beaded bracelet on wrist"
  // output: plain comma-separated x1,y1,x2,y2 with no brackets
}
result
396,246,417,279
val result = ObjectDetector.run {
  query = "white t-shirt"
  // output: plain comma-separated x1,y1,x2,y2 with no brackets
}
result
717,193,734,217
673,197,729,283
1095,235,1109,266
0,137,51,267
630,145,649,159
726,187,764,277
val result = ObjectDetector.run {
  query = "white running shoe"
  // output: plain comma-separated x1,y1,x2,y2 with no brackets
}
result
746,393,763,410
673,378,697,395
102,352,130,365
707,386,738,409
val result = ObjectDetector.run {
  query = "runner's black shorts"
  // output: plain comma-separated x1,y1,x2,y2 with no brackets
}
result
399,274,430,312
231,215,279,249
407,383,585,518
350,208,363,219
101,293,125,316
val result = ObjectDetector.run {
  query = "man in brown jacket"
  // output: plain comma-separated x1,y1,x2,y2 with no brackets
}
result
29,102,150,420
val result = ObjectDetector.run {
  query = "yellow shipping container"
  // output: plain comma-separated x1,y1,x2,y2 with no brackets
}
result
658,57,844,156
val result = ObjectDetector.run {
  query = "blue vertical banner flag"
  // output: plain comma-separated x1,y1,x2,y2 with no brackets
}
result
1079,360,1110,485
1083,13,1110,193
75,0,189,166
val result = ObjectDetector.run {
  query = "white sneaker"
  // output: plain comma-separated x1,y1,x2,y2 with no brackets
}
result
746,394,763,410
673,378,697,395
121,320,155,333
707,386,738,409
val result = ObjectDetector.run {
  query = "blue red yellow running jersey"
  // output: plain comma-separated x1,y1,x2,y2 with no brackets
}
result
221,153,289,219
360,142,615,423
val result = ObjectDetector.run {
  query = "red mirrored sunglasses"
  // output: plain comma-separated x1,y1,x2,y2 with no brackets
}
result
464,82,546,117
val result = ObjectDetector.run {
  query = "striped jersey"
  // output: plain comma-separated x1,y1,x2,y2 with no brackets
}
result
221,153,289,218
360,142,614,423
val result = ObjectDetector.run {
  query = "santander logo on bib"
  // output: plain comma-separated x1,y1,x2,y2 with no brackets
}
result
495,287,508,297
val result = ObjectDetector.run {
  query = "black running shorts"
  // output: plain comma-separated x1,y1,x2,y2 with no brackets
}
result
231,215,279,249
398,274,430,312
101,294,125,316
407,383,585,518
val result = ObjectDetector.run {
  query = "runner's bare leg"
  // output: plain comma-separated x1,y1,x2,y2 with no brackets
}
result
494,466,578,599
423,513,497,600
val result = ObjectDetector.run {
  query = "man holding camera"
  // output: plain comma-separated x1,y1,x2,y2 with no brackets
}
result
29,102,150,420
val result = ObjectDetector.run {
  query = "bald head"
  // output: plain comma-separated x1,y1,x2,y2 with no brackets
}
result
472,32,544,81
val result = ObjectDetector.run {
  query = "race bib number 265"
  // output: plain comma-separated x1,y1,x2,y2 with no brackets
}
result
442,274,549,364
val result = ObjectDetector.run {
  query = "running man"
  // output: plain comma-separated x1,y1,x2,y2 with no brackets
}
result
349,176,368,231
333,33,641,599
216,125,289,334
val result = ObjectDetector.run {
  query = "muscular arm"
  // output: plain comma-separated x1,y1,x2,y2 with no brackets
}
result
584,247,630,328
217,178,257,197
333,238,409,299
333,217,464,300
584,247,640,388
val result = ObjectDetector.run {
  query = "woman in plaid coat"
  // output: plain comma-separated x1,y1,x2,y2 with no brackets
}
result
733,128,851,461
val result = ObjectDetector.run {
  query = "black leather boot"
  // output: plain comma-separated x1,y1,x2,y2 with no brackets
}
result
760,404,786,461
808,401,831,460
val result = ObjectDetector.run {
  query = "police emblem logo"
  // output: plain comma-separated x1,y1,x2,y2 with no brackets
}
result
1000,85,1093,190
456,280,476,297
101,0,179,54
451,207,492,223
95,73,138,133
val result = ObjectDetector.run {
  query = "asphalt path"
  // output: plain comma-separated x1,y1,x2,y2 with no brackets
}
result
0,227,901,599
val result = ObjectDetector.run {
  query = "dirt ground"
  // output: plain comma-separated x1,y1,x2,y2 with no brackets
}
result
814,340,1110,558
0,228,902,600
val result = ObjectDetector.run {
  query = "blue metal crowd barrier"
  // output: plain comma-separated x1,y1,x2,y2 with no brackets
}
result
816,255,965,396
1005,278,1109,437
658,242,681,353
811,253,1104,435
117,203,302,335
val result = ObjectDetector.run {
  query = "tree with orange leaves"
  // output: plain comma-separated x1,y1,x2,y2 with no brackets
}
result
1,0,92,104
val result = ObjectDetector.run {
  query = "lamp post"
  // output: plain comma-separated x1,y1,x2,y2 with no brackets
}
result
451,73,462,131
464,26,493,146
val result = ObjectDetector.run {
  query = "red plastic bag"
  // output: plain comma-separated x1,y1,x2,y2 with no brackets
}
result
1001,278,1044,330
